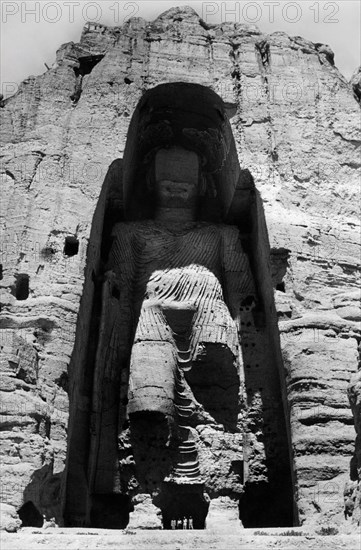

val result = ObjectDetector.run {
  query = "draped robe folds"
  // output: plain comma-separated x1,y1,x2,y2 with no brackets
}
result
89,220,256,493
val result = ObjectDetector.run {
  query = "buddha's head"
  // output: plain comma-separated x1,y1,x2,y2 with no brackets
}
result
152,146,201,222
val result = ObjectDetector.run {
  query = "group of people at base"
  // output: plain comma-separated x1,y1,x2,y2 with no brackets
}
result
171,517,194,529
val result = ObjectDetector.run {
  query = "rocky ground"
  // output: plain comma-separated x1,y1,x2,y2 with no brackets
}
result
1,527,360,550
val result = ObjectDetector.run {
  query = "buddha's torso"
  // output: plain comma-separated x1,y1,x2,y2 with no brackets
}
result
111,220,240,306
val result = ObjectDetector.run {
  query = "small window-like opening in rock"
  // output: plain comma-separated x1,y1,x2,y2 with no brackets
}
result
64,236,79,257
276,282,285,292
18,501,43,527
74,55,104,78
124,77,133,85
112,287,120,300
13,274,29,300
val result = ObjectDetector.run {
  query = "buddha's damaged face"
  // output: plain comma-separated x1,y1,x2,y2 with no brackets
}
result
154,179,198,209
153,147,200,210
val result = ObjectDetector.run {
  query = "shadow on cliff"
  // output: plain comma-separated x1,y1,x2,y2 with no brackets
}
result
238,187,296,528
62,158,124,526
21,465,63,526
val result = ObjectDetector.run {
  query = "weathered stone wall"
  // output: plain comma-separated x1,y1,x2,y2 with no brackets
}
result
0,6,360,530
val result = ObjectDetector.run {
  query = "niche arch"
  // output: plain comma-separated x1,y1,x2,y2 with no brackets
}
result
63,82,296,529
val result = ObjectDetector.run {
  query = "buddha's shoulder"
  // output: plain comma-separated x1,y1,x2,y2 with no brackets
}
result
111,221,239,237
188,222,239,237
111,220,155,236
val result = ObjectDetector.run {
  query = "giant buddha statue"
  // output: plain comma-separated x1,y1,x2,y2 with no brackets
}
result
65,83,294,530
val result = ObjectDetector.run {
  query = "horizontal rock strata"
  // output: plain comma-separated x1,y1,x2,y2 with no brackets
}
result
0,6,360,530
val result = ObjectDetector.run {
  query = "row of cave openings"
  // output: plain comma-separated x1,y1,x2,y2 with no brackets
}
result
70,54,140,105
8,237,79,301
18,482,293,530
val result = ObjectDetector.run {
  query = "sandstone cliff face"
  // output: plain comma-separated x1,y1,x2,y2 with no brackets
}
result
0,6,360,530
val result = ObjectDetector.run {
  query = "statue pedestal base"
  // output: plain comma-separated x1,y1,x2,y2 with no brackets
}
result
127,495,163,530
206,497,242,531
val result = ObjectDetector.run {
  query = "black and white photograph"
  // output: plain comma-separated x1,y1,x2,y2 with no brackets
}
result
0,1,360,548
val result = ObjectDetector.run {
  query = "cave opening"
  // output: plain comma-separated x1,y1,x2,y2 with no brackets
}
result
74,55,104,78
90,494,132,529
270,248,290,293
18,501,43,527
239,480,294,527
155,483,209,530
63,236,79,257
71,54,104,103
13,273,29,300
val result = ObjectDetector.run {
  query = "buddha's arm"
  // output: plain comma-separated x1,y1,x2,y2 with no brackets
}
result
101,222,136,358
221,226,257,323
89,223,136,493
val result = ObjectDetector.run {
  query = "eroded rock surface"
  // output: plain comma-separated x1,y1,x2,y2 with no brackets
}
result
0,503,21,532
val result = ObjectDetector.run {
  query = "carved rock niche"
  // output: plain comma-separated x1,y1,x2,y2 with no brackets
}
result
64,83,294,529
